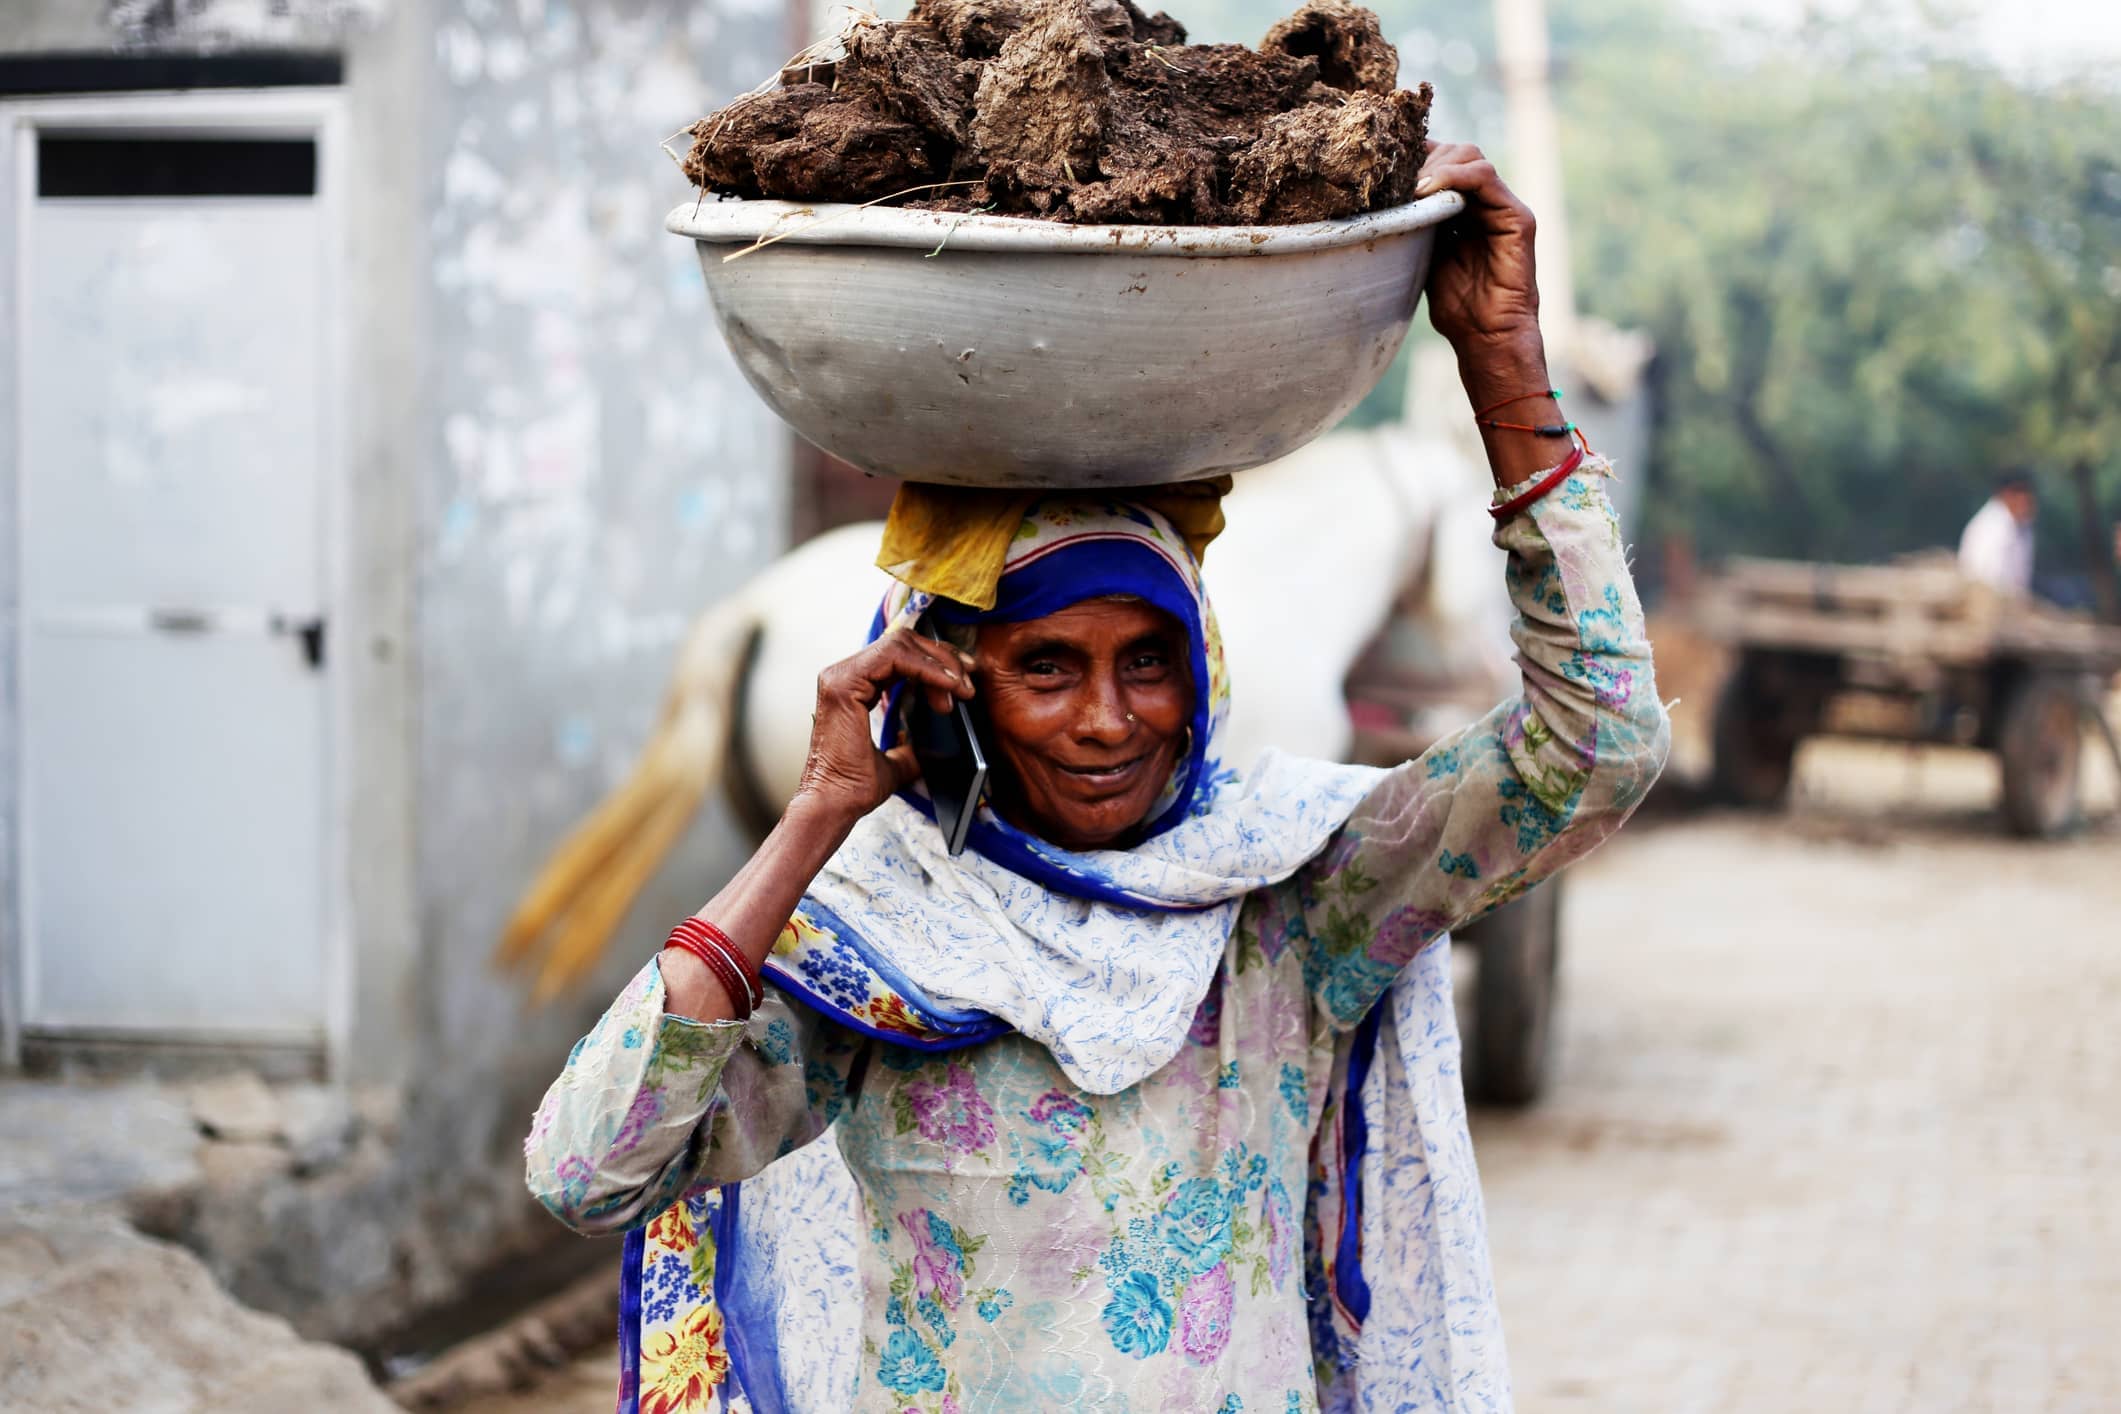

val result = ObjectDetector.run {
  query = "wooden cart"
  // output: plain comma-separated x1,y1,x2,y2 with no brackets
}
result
1698,555,2121,837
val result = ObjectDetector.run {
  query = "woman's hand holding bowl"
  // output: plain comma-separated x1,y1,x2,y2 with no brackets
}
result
1414,142,1561,488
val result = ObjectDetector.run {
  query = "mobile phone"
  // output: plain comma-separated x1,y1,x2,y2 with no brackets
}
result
906,618,987,856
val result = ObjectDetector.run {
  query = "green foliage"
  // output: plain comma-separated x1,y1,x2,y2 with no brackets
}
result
860,0,2120,577
1187,0,2121,580
1556,6,2121,571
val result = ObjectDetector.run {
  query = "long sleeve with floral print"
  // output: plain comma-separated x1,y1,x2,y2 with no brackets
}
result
1287,453,1669,1028
524,963,861,1234
523,458,1666,1412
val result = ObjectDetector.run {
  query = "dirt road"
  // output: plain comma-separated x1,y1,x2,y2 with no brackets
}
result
1479,750,2119,1413
455,741,2121,1413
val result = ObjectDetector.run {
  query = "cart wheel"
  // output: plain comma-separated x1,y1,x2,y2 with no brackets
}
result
1711,663,1798,809
1461,882,1561,1108
1997,672,2082,838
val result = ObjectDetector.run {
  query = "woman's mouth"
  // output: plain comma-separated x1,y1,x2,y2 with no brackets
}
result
1059,754,1149,787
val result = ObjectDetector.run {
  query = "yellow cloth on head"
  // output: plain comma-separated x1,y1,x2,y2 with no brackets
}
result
876,477,1232,610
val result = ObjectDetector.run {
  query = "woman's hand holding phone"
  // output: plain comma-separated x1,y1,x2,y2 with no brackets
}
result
792,625,976,831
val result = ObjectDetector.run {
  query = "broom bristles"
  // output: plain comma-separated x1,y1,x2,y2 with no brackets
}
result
497,599,757,1002
494,733,681,968
530,709,722,1002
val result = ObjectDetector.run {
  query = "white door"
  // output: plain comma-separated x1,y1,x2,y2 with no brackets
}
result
17,127,332,1043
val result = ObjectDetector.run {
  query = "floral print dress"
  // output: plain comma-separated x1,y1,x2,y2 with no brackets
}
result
526,463,1669,1413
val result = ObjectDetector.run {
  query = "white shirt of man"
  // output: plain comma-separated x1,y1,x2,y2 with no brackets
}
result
1958,495,2034,594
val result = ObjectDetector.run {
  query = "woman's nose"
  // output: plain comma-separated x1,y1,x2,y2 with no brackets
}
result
1073,674,1133,744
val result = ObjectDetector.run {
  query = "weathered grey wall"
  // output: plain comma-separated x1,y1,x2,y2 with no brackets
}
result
394,0,791,1323
0,6,104,52
0,0,792,1345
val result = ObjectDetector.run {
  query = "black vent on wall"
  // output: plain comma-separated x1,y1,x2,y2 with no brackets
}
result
38,137,317,198
0,53,341,95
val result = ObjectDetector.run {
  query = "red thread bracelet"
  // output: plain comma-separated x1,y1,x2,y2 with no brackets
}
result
1474,387,1593,455
1489,444,1586,521
665,917,762,1019
1473,387,1562,420
1480,418,1576,438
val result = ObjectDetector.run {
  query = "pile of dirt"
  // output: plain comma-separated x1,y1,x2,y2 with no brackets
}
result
682,0,1432,226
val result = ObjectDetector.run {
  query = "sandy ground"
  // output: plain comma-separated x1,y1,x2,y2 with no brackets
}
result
450,737,2121,1414
445,1357,618,1414
1476,793,2120,1411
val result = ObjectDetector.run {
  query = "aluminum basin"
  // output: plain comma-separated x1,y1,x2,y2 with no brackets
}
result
667,193,1464,489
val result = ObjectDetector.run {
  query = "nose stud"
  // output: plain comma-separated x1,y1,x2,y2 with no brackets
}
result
1125,712,1137,723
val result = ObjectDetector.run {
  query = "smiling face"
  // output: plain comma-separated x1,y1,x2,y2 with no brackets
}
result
973,597,1193,852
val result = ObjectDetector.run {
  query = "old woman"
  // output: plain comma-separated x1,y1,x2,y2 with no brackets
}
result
526,146,1669,1413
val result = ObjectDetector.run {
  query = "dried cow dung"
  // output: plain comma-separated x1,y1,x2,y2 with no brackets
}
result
681,0,1432,226
1259,0,1399,96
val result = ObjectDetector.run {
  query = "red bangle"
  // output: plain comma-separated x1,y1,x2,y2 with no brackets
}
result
682,917,763,1012
666,933,752,1020
664,917,762,1019
1489,444,1587,521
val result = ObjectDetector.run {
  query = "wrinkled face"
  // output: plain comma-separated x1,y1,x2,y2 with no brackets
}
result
974,598,1193,852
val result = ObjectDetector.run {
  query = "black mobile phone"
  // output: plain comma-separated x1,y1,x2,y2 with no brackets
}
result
907,618,988,856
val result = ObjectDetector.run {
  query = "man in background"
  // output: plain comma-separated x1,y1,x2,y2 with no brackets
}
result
1957,470,2038,595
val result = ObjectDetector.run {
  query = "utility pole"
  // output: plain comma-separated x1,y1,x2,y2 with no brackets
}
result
1399,0,1651,523
1492,0,1578,362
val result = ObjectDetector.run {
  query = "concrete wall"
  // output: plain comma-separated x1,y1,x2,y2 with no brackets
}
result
393,0,791,1333
1,3,144,52
0,0,792,1345
339,0,430,1090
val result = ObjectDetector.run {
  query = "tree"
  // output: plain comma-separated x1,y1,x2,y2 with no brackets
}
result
1555,7,2121,602
1057,0,2121,604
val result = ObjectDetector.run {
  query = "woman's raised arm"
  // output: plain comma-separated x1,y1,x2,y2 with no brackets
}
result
1415,140,1566,494
1289,142,1671,1028
1292,448,1669,1027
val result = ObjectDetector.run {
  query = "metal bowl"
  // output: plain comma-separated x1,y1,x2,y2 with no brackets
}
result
667,192,1464,489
